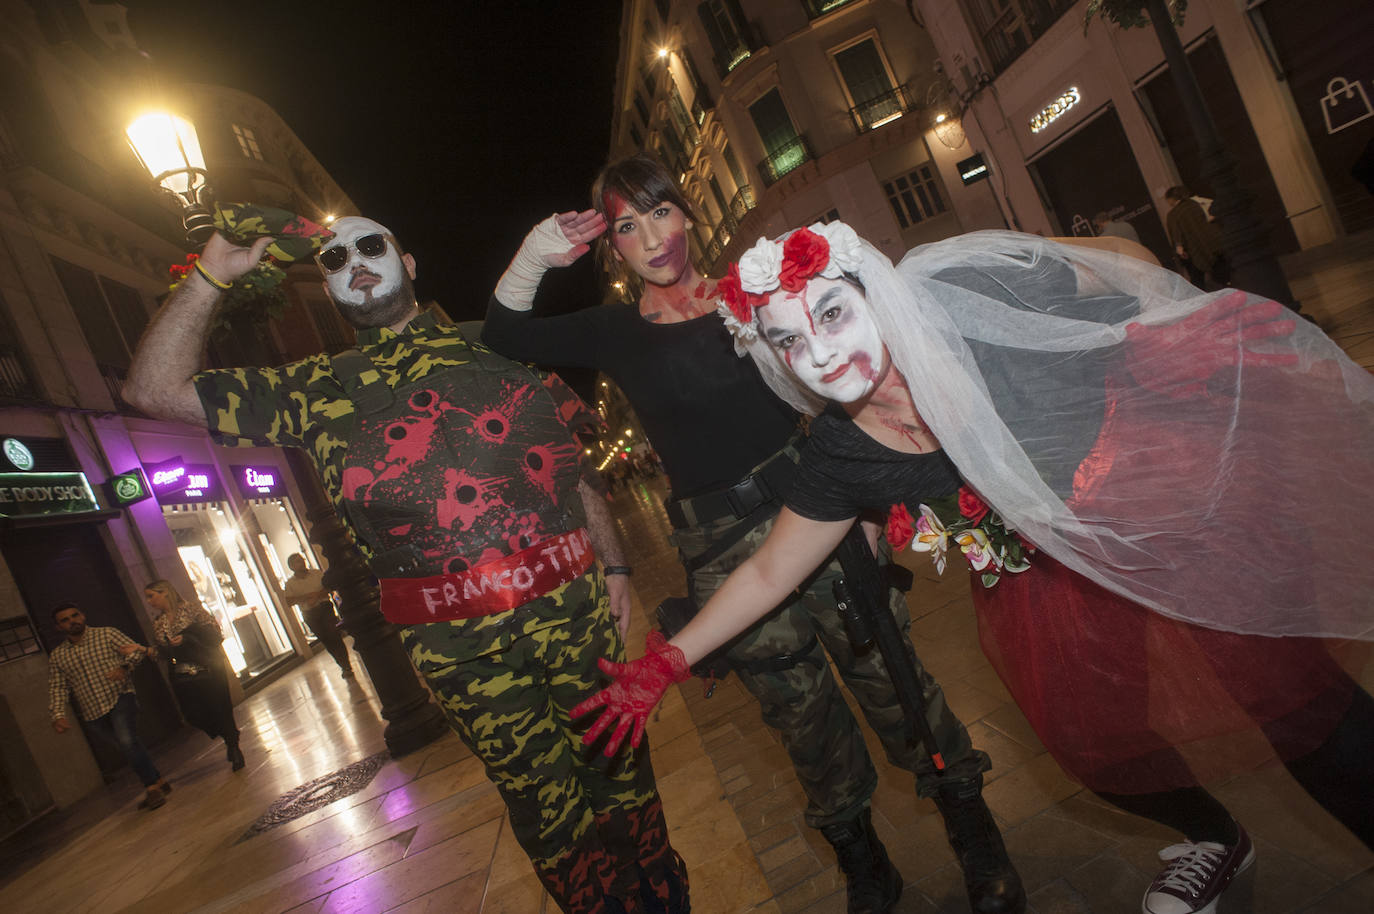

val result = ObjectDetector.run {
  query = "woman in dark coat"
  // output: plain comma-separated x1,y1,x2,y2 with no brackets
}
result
144,579,243,770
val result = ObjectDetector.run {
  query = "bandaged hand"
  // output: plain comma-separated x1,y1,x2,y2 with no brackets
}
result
572,630,690,756
1124,291,1297,398
494,210,607,311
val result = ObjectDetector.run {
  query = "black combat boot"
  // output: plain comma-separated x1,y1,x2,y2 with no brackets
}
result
820,808,903,914
932,776,1025,914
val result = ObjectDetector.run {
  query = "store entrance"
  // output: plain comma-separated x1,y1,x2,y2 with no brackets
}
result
162,503,296,683
1029,106,1172,263
242,495,329,648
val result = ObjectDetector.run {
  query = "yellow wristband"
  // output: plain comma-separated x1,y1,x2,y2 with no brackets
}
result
194,260,232,290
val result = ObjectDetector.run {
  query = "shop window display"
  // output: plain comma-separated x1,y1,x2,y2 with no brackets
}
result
244,496,328,643
164,503,295,679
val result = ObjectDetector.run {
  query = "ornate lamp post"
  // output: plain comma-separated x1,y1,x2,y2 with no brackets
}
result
126,112,448,756
125,112,215,243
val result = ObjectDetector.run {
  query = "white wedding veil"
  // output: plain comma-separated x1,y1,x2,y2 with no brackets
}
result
737,229,1374,641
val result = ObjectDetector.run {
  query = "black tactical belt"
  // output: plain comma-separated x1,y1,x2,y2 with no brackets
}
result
665,450,797,529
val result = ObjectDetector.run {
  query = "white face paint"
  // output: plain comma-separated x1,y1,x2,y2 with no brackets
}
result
318,216,416,329
758,276,888,403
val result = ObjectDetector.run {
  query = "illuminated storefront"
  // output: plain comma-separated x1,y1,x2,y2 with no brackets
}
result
151,462,294,679
229,464,328,646
139,447,325,685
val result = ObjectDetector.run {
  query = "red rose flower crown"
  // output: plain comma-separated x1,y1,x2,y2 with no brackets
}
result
716,220,865,341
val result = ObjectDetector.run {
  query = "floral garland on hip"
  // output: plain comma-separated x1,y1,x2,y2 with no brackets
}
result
887,488,1035,589
715,221,865,342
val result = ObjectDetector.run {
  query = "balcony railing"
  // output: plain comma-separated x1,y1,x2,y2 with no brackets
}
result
703,210,739,268
670,95,701,147
0,345,40,403
757,135,813,187
849,84,913,134
728,184,756,222
976,0,1076,74
99,362,133,410
713,41,751,79
691,92,711,127
802,0,858,19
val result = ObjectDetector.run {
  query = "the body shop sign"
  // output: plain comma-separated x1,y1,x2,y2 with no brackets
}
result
151,463,222,504
0,472,101,518
231,464,283,497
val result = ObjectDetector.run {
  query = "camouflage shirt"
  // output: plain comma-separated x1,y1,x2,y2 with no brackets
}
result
193,312,602,664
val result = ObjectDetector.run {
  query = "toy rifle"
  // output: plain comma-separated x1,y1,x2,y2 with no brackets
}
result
832,522,946,771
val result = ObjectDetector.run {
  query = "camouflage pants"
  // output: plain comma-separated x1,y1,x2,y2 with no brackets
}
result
673,506,985,829
412,577,687,914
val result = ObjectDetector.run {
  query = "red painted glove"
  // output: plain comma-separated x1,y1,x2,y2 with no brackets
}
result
572,631,691,757
1124,291,1297,398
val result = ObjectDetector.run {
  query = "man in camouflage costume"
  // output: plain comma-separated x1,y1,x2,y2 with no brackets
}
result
126,217,687,914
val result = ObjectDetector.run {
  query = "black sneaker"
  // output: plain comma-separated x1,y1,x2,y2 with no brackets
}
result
1142,825,1255,914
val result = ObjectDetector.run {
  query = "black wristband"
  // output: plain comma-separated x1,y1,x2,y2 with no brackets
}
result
603,565,632,577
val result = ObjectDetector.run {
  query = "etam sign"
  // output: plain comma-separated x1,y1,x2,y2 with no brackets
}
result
231,464,283,497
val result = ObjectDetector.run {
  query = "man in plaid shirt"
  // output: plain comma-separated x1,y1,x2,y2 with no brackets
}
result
48,603,170,810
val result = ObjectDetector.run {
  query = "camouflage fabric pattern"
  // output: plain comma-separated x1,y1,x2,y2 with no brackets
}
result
212,203,334,262
673,504,984,828
338,362,588,577
415,571,687,913
194,315,600,662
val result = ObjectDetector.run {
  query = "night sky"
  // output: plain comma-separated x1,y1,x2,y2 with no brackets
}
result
122,0,623,323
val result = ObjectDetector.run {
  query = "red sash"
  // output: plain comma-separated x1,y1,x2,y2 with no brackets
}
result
379,529,594,624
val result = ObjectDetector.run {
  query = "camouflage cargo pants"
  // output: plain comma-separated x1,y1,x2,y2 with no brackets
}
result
673,506,985,829
412,575,687,914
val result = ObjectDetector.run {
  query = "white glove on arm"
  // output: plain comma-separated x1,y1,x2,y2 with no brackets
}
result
494,214,581,312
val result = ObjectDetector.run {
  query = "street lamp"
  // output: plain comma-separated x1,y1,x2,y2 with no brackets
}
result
125,111,214,242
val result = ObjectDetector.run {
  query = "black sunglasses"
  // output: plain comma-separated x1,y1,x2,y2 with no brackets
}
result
316,233,392,273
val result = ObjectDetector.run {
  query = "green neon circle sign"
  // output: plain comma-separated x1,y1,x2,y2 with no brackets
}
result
3,438,34,471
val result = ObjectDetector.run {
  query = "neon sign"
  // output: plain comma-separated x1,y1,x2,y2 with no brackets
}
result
232,464,283,497
0,472,101,518
152,466,186,487
152,463,222,504
2,438,34,471
957,153,989,185
1029,87,1081,134
109,468,151,506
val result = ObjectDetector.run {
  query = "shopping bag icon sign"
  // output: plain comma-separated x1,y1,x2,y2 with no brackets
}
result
1321,77,1373,135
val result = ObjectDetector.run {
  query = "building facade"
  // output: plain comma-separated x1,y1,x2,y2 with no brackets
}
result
0,0,359,830
611,0,1372,275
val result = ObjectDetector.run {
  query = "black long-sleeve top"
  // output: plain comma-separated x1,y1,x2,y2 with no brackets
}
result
483,297,798,498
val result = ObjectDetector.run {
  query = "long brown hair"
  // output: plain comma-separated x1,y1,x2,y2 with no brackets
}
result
590,154,704,299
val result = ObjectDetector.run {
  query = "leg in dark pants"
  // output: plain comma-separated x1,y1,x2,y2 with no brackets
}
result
88,693,161,787
303,603,353,676
1277,685,1374,850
